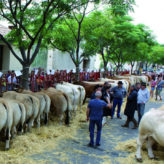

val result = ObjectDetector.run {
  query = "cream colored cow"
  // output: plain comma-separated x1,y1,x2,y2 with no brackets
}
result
136,105,164,162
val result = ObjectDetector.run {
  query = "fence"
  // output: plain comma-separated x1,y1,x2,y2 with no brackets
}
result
0,71,101,92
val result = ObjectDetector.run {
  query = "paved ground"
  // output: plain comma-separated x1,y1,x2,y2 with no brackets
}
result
30,92,164,164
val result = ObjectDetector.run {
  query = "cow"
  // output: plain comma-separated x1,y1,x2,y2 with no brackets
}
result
74,81,104,103
17,89,51,125
0,98,26,150
55,83,78,112
100,78,130,92
0,99,9,150
19,90,46,127
136,105,164,162
63,82,86,112
3,91,40,131
43,87,72,125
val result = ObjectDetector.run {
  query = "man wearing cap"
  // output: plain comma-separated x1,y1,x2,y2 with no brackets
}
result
137,82,150,123
111,81,127,119
87,91,111,147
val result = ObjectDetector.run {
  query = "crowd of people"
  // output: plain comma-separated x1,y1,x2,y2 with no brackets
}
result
0,69,101,92
150,74,164,101
86,75,164,147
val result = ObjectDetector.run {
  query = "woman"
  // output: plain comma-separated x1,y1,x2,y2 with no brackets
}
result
101,86,112,126
150,78,156,98
122,85,138,129
155,76,162,101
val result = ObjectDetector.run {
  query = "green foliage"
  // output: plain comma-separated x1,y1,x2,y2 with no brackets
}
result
31,48,48,69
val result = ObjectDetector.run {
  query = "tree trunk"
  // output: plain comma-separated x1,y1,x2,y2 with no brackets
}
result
131,63,134,74
103,63,107,78
75,65,80,82
22,64,30,89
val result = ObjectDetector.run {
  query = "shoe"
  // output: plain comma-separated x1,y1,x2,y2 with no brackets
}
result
117,116,122,119
87,143,94,147
132,126,138,129
111,116,113,119
95,144,100,147
121,124,128,128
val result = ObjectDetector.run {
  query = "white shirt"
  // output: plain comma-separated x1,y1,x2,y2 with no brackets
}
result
137,88,150,104
8,76,17,84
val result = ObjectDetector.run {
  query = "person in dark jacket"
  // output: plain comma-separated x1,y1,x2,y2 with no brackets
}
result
122,85,138,129
101,85,112,125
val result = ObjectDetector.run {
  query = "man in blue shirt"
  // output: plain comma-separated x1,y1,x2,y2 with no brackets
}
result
111,81,127,119
87,91,111,147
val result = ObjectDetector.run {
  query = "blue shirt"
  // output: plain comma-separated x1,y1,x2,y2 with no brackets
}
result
88,99,107,120
111,86,127,99
157,80,164,90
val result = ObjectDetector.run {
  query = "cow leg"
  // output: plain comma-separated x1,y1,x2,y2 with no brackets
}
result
18,123,23,135
11,126,17,139
5,128,10,150
36,114,41,128
44,113,48,125
59,115,64,125
136,135,145,162
147,137,155,159
28,118,34,132
79,103,82,113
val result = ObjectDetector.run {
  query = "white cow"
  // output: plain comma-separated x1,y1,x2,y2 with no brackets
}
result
56,83,80,113
3,91,40,131
136,105,164,162
0,98,26,150
63,82,86,112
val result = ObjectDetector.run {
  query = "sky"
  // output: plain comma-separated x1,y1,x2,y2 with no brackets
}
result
130,0,164,44
0,0,164,44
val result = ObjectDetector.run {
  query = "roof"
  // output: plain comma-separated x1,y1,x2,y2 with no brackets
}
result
0,24,10,36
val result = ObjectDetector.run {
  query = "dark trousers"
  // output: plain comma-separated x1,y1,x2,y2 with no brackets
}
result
89,119,102,145
137,103,145,124
124,116,138,127
112,98,123,117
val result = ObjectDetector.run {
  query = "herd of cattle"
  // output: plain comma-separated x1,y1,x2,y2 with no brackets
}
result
0,74,159,159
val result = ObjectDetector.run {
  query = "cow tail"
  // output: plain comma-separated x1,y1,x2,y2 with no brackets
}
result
62,93,70,125
18,103,26,132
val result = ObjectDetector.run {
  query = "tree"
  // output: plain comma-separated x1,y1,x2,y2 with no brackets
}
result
83,10,114,77
0,0,84,88
47,0,136,80
148,44,164,66
48,0,100,81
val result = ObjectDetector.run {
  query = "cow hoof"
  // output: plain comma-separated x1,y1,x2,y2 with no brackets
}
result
135,156,143,163
5,148,9,151
150,157,159,161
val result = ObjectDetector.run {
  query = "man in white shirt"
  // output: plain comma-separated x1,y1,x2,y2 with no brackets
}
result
137,82,150,124
8,73,17,91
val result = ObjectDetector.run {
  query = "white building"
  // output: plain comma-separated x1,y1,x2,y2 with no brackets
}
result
0,25,99,72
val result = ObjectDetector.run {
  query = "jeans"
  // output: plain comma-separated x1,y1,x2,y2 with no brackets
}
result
112,98,123,117
137,103,145,124
89,119,102,145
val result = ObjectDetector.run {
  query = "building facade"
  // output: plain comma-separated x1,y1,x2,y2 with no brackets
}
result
0,25,99,72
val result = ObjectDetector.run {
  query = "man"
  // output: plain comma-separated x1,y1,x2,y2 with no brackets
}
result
87,91,111,147
111,81,127,119
155,77,163,101
101,82,110,94
137,82,150,124
90,85,102,99
136,82,141,91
